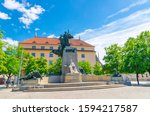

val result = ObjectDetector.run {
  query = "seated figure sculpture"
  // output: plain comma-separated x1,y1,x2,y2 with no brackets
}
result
68,59,79,74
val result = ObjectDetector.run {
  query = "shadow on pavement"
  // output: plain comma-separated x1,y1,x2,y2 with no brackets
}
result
131,84,150,87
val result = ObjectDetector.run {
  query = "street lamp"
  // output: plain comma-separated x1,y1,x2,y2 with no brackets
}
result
18,50,23,87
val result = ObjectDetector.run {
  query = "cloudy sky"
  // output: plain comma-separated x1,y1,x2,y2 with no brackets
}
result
0,0,150,63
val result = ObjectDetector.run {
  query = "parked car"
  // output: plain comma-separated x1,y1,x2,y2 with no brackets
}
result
0,78,5,85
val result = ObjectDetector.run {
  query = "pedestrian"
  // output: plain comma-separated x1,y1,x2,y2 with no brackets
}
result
6,79,10,88
11,80,15,88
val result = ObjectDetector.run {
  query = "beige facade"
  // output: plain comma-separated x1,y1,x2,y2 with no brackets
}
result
19,37,96,66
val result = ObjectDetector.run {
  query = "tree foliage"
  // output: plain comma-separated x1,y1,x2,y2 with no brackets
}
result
25,56,37,75
4,45,20,78
36,57,48,75
25,56,48,75
48,58,62,75
93,61,103,75
5,54,20,78
0,30,4,39
140,31,150,74
0,40,7,74
78,61,92,74
103,44,122,76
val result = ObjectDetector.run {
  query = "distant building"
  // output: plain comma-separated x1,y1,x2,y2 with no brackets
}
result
19,37,96,66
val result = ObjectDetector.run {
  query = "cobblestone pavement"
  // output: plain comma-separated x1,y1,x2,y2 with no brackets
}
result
0,86,150,99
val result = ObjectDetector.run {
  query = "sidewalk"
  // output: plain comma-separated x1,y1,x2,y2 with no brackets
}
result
0,86,150,99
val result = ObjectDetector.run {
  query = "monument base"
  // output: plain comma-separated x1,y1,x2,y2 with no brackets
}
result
61,73,82,83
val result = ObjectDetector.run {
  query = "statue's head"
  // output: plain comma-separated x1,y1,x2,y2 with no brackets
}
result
67,33,73,39
62,31,74,39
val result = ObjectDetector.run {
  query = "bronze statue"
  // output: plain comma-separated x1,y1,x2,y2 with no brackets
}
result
52,31,73,57
21,71,42,80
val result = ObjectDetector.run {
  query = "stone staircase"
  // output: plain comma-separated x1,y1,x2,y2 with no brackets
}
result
23,82,125,92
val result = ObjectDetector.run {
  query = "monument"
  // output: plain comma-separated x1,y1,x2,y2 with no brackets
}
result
52,31,82,83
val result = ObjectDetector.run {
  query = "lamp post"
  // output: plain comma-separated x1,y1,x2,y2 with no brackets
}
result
18,50,23,87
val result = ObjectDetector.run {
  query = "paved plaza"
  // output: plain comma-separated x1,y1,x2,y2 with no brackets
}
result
0,86,150,99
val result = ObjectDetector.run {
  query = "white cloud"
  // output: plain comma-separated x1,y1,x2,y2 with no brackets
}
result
21,0,30,7
0,11,11,20
107,0,149,18
75,8,150,64
19,5,45,28
2,0,45,28
19,17,32,27
47,34,57,38
42,32,47,35
35,28,40,31
3,37,18,46
75,29,94,38
2,0,23,10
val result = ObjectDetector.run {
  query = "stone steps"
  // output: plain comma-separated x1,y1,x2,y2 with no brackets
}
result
24,82,124,92
43,82,108,88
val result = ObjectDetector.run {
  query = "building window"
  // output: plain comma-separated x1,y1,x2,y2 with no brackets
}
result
31,53,36,57
81,48,84,51
32,46,36,49
40,53,44,57
50,46,53,50
81,54,85,58
49,60,53,65
41,46,45,49
49,53,53,57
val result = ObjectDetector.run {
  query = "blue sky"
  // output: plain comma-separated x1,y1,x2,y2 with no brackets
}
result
0,0,150,62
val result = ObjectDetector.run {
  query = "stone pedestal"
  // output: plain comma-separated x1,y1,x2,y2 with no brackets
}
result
61,46,81,83
64,73,82,83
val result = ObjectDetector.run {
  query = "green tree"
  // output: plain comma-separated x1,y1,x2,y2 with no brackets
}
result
122,35,147,85
103,44,122,76
0,40,7,74
48,58,62,75
4,45,20,80
36,57,48,75
0,54,7,75
93,61,103,75
25,55,49,76
0,30,4,39
78,61,92,74
7,45,32,77
21,51,32,70
25,56,37,75
139,31,150,74
5,55,20,79
0,30,31,79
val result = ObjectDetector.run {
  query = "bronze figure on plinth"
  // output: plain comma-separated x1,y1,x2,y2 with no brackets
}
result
52,31,73,57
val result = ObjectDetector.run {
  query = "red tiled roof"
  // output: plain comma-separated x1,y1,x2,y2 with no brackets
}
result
19,37,60,45
19,37,94,47
69,39,93,47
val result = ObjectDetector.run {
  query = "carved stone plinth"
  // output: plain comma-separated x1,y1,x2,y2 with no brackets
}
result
62,73,82,83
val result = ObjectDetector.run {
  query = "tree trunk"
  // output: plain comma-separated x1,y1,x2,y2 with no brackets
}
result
6,74,11,88
136,73,140,85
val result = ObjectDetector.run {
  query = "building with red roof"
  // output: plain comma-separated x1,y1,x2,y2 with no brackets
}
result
19,37,96,66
